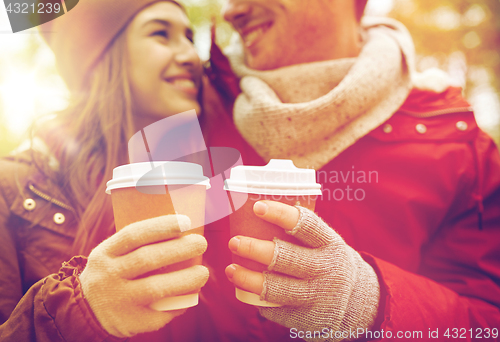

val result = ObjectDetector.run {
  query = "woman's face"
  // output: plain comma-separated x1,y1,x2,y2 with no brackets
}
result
126,2,202,125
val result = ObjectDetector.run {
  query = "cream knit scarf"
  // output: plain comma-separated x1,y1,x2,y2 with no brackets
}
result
225,17,416,170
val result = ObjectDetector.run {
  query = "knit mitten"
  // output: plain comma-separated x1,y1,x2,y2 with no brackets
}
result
260,206,380,342
79,215,209,338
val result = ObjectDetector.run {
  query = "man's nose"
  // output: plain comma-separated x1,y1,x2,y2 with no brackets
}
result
222,1,252,25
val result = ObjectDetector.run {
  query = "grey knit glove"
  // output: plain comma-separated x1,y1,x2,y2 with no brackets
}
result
79,215,209,338
259,206,380,342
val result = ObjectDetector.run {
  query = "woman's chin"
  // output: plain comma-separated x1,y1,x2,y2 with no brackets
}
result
163,99,201,117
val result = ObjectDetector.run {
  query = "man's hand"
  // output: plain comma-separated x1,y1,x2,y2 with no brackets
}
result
225,200,298,293
225,201,380,342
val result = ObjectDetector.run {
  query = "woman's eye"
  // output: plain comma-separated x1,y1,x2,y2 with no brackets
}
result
186,34,194,44
152,30,169,38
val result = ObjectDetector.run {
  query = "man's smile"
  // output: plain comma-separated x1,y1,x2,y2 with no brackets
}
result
239,21,273,48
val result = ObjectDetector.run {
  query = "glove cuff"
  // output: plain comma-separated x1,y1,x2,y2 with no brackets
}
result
338,251,380,341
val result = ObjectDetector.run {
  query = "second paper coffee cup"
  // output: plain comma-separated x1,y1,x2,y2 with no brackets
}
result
106,161,210,311
224,159,322,306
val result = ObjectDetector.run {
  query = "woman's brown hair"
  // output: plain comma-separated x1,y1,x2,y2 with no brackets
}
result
356,0,368,22
33,0,189,256
35,31,135,256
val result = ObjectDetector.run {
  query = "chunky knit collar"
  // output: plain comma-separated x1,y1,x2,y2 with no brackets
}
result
225,17,416,170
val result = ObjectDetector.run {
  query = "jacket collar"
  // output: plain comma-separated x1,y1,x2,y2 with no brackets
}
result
7,148,75,213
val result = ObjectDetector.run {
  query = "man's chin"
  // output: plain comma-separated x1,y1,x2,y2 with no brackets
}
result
244,51,278,71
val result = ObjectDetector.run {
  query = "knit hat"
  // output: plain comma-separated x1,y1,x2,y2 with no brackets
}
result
40,0,181,92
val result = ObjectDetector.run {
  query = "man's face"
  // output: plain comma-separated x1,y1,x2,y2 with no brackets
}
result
223,0,357,70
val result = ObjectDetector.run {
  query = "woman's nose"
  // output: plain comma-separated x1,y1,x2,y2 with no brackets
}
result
174,39,200,67
222,0,252,27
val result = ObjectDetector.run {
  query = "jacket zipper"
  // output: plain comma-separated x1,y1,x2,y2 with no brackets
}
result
28,184,75,212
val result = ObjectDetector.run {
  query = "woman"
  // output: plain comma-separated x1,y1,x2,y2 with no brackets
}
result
0,1,210,340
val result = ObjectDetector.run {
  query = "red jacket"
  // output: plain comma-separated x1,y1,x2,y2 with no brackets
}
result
1,45,499,341
199,41,500,341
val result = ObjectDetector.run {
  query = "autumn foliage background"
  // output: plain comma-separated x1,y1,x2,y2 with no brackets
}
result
0,0,499,157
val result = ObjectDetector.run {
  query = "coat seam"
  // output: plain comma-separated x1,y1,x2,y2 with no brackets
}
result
398,107,474,117
40,277,67,342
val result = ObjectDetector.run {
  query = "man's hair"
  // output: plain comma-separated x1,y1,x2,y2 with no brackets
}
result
355,0,368,21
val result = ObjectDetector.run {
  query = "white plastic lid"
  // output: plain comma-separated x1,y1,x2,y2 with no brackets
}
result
106,161,210,194
224,159,321,196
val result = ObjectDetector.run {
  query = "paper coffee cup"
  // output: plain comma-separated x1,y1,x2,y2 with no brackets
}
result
106,161,210,311
224,159,321,306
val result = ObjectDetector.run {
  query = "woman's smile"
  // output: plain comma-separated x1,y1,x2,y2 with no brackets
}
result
164,74,199,96
126,2,202,124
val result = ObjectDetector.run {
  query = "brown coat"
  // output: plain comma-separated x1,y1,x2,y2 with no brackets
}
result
0,151,125,341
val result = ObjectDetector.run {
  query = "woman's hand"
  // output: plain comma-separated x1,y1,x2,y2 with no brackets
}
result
79,215,209,338
225,201,380,342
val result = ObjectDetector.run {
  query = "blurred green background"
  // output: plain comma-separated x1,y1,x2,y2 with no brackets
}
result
0,0,499,157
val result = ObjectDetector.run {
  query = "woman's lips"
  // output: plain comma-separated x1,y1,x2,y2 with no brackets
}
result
165,77,198,96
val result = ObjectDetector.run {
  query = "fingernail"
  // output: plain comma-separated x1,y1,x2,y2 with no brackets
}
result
226,264,237,279
228,237,240,252
178,215,192,232
254,201,268,216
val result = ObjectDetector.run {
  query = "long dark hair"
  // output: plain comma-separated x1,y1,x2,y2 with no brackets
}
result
34,0,193,256
36,31,135,256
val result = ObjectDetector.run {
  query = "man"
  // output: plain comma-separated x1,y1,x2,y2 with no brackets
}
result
201,0,500,341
